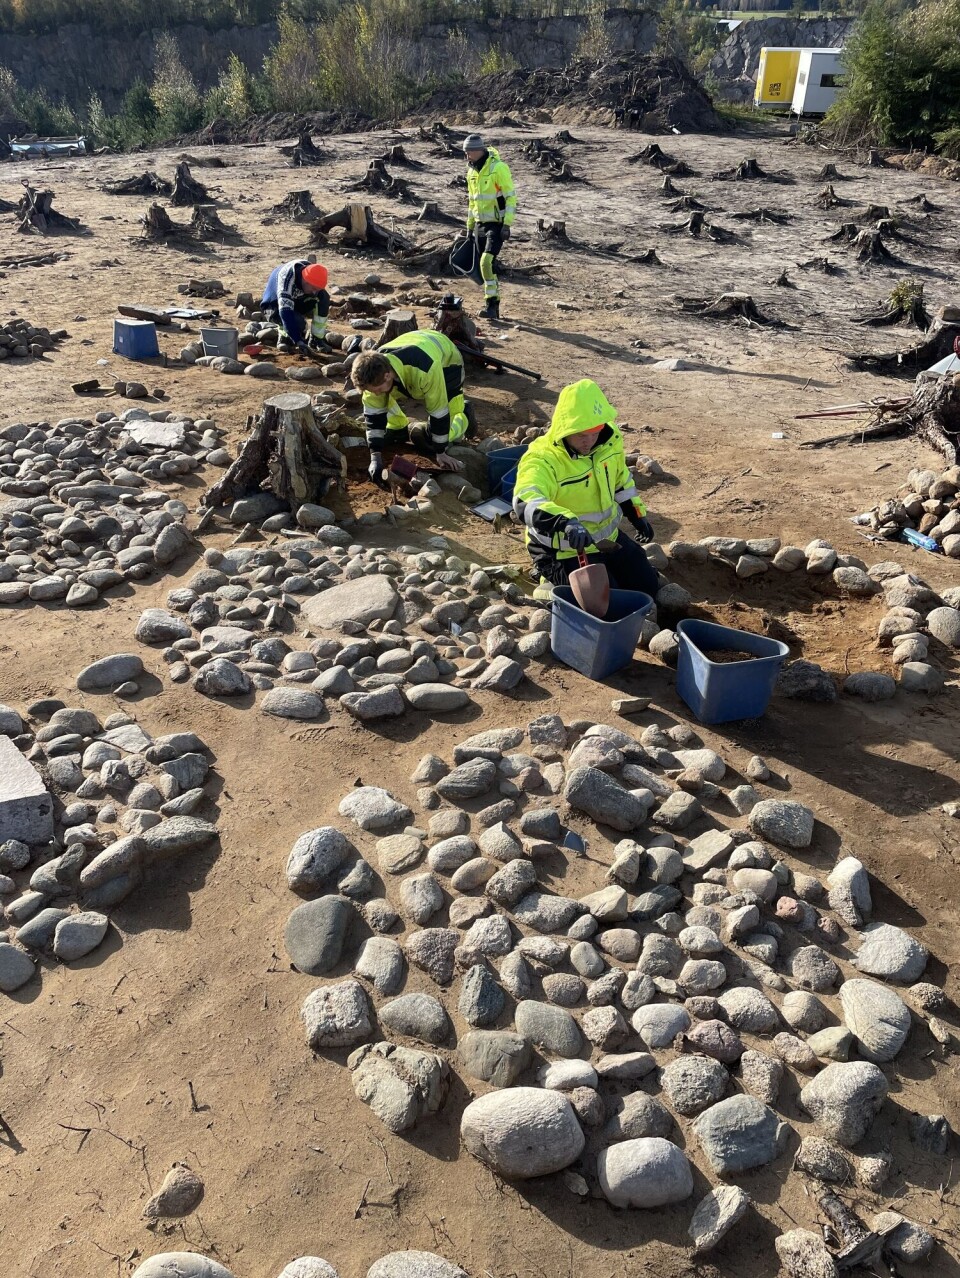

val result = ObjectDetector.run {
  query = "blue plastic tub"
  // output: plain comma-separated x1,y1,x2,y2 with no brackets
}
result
500,464,519,504
113,318,159,360
486,445,527,499
551,586,654,681
676,618,789,724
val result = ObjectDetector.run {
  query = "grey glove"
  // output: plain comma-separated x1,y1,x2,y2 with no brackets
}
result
564,520,591,553
368,453,384,484
501,225,511,240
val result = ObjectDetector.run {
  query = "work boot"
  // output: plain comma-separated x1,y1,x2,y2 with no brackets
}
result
479,298,500,321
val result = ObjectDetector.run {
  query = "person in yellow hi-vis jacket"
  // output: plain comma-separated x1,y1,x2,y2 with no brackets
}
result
351,328,476,481
512,379,660,595
464,133,516,321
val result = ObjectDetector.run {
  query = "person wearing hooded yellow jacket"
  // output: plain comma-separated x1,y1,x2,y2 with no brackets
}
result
464,133,517,321
512,379,659,596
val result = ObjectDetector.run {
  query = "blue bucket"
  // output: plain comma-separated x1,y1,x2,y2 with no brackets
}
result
486,445,527,499
551,586,653,681
676,618,789,724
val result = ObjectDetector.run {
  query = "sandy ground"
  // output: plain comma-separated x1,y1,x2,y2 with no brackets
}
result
0,119,959,1278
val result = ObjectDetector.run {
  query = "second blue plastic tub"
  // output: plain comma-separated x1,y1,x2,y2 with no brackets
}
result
486,445,527,499
676,618,789,724
551,586,653,681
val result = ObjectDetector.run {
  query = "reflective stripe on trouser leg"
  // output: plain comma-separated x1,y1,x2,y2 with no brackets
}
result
449,393,468,443
480,252,500,300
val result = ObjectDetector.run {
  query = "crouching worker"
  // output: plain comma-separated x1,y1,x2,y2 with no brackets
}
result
513,378,659,596
261,259,331,353
351,329,475,480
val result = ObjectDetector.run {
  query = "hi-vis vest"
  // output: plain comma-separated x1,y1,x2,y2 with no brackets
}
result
466,148,517,229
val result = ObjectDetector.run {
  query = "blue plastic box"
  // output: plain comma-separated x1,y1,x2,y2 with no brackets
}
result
676,618,789,724
486,444,527,499
113,318,159,360
551,586,653,681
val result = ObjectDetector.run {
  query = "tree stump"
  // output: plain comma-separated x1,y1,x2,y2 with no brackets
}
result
856,282,930,330
290,132,326,167
882,368,960,464
104,171,172,197
853,229,896,263
348,159,417,203
268,190,321,222
731,207,790,224
714,157,770,182
170,162,210,207
266,392,345,505
847,308,960,377
141,204,182,238
826,222,860,244
378,309,417,346
866,148,887,168
16,185,81,234
771,269,796,288
660,176,683,197
798,255,839,274
554,130,578,145
814,184,849,209
377,143,419,167
677,292,783,327
633,248,662,265
202,413,269,508
905,193,937,213
667,196,708,214
190,204,239,241
814,163,846,181
417,201,460,226
537,218,569,240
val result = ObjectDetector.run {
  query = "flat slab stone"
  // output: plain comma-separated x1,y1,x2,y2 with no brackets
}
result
126,420,187,449
0,736,54,844
302,576,398,633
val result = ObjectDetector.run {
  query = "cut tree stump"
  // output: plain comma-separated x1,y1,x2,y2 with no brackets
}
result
904,193,938,213
553,130,579,145
201,394,345,510
288,132,327,167
879,366,960,464
826,222,861,244
633,248,663,265
866,148,888,168
815,184,850,209
848,307,960,377
798,255,839,274
377,309,417,346
347,159,418,203
190,204,240,242
713,157,790,183
141,203,182,238
268,190,321,223
771,269,796,288
677,292,786,328
856,282,930,330
853,229,897,263
660,176,683,197
731,207,790,224
537,218,569,240
103,171,172,197
375,144,420,168
16,185,82,234
814,163,847,181
417,201,460,226
170,162,210,207
851,202,891,222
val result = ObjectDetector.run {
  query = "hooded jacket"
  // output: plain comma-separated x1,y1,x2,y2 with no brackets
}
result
512,379,646,558
466,147,517,231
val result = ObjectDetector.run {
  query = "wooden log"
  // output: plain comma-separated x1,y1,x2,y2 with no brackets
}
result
378,309,417,346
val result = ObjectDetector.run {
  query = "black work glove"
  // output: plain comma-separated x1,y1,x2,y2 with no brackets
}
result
633,516,654,544
500,225,511,240
296,341,310,355
564,520,591,553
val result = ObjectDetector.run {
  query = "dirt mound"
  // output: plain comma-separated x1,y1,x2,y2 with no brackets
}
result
177,109,378,147
421,55,723,134
888,151,960,181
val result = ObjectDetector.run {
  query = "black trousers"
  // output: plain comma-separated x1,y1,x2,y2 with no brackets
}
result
532,533,659,597
475,223,505,259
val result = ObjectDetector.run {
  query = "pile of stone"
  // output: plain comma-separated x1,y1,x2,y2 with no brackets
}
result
658,534,960,699
130,1250,471,1277
0,696,218,995
0,316,68,362
862,462,960,557
134,538,556,716
283,713,947,1269
0,409,230,607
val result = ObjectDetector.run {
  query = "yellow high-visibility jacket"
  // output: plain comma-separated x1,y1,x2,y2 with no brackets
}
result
361,329,464,452
513,379,646,559
466,148,517,230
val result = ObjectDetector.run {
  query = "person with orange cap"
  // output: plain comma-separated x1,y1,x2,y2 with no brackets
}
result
260,259,331,353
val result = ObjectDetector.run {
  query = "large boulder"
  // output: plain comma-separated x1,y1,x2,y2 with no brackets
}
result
348,1041,449,1133
460,1087,584,1178
563,767,649,832
692,1095,785,1174
301,575,398,632
799,1061,888,1146
839,979,911,1062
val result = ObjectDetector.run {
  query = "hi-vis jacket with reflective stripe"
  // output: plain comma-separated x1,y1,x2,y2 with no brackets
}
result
361,329,464,451
466,148,517,230
512,379,646,559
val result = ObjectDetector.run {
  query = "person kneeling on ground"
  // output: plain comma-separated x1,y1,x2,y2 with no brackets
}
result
512,378,659,596
260,259,331,353
351,328,475,480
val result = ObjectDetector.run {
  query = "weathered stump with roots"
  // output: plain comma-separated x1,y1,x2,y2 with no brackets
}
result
881,371,960,465
268,190,322,223
814,163,847,181
417,201,461,226
170,162,210,207
309,203,418,256
17,185,82,234
375,144,420,168
866,148,888,168
667,196,709,214
633,248,663,266
799,255,839,274
190,204,240,242
677,292,783,327
848,308,960,377
853,229,897,263
826,222,861,244
537,219,569,241
347,159,418,203
104,172,172,197
141,204,183,238
660,176,683,197
856,282,930,330
732,207,790,224
288,132,327,167
815,184,850,209
202,393,345,510
713,156,790,183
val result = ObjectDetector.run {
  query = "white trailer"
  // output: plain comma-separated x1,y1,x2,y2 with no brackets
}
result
791,49,845,116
